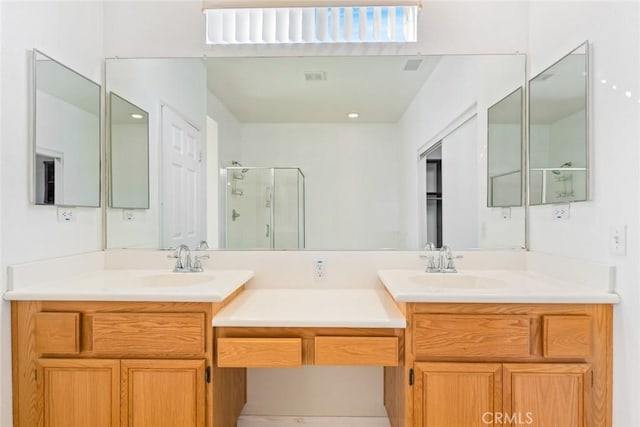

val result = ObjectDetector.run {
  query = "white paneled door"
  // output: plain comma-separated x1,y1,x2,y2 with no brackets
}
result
161,105,204,249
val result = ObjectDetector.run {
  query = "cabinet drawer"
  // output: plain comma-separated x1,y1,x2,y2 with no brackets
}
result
217,338,302,367
89,313,205,355
315,336,399,366
414,314,530,358
35,312,80,354
543,315,592,358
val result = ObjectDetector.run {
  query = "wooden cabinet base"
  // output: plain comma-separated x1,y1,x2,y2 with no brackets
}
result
384,303,613,427
11,300,246,427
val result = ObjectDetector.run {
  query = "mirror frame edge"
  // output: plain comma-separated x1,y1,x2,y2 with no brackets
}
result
486,85,525,209
31,48,103,209
107,91,151,210
526,40,590,207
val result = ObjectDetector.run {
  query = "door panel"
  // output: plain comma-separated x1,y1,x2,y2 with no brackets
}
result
503,363,591,427
162,107,203,248
121,359,205,427
38,359,120,427
414,362,502,427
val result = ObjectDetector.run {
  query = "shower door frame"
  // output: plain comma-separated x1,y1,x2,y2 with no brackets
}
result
221,166,305,249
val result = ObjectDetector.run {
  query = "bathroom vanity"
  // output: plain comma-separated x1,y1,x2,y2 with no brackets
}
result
5,252,617,427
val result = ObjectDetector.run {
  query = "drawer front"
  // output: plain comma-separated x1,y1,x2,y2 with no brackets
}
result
35,312,80,354
217,338,302,367
543,315,592,358
315,336,399,366
414,314,530,358
90,313,205,355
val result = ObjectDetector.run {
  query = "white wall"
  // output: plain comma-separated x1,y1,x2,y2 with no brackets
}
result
527,2,640,426
105,58,207,248
239,123,401,249
0,2,104,425
441,116,479,248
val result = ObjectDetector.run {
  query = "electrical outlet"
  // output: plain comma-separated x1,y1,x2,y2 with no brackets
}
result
610,225,627,256
314,259,326,279
57,208,75,223
123,210,135,221
552,204,570,221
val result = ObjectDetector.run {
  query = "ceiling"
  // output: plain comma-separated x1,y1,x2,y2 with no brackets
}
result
206,55,440,123
35,55,100,116
529,52,587,124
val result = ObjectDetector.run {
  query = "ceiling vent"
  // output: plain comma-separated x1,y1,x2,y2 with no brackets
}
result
403,58,422,71
305,71,327,81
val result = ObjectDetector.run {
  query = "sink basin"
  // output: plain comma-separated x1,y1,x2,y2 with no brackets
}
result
408,274,506,290
136,273,217,288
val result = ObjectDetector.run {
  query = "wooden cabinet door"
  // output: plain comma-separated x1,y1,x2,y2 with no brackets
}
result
503,363,591,427
37,359,120,427
121,359,206,427
414,362,502,427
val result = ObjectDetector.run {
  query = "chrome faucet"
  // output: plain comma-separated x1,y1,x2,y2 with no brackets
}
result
170,244,192,273
168,244,210,273
438,245,457,273
422,243,459,273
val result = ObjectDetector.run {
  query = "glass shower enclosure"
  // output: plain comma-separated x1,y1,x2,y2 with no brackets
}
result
223,167,305,249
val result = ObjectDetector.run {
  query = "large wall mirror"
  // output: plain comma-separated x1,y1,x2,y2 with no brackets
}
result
487,87,523,207
529,42,588,205
105,54,526,250
109,92,150,209
32,49,101,207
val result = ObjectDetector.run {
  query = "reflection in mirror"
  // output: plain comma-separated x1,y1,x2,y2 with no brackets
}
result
105,55,526,250
109,92,149,209
224,167,305,249
529,42,588,205
487,87,523,207
33,50,101,207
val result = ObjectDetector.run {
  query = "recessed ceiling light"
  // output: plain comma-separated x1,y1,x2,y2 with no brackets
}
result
625,91,632,98
131,113,144,119
347,112,360,119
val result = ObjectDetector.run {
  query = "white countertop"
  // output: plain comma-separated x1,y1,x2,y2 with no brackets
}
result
212,289,407,328
3,269,254,303
378,269,620,304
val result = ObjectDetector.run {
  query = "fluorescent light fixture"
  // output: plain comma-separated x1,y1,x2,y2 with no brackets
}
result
205,5,420,45
131,113,144,119
347,112,360,119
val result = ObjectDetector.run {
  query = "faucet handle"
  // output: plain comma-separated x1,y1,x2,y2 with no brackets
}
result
423,242,436,251
191,254,209,272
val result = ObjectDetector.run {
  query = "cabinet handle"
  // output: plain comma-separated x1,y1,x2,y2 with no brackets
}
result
205,366,211,383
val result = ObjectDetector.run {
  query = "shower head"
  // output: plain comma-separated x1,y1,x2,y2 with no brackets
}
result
551,161,572,175
230,160,249,174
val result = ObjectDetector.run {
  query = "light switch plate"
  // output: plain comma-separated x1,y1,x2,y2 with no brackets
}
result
610,225,627,256
552,204,570,221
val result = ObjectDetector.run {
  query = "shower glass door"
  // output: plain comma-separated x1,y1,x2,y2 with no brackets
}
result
224,167,304,249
